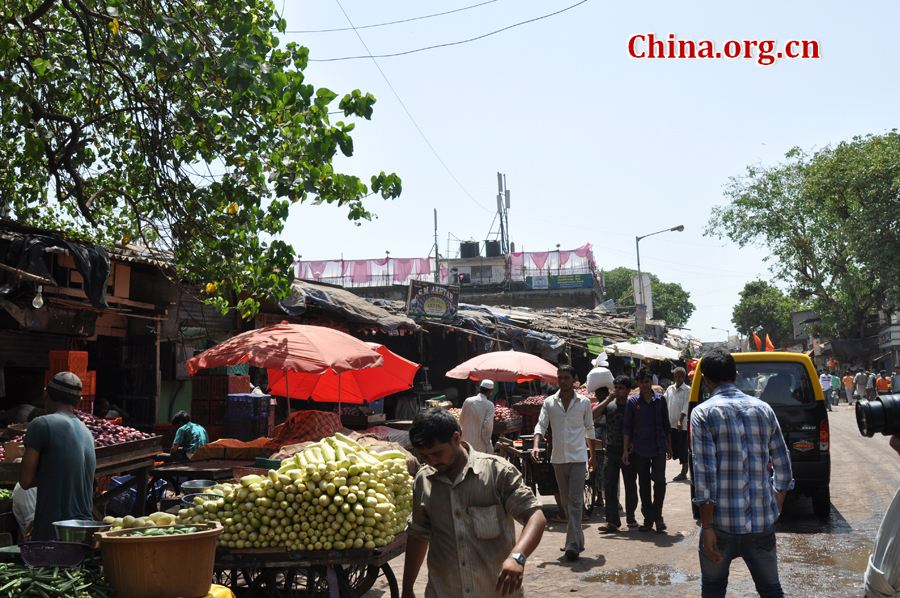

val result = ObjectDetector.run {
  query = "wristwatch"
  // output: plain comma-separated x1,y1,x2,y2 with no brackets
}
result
509,553,526,565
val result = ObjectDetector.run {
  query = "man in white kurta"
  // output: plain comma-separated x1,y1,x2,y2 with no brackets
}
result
459,380,495,454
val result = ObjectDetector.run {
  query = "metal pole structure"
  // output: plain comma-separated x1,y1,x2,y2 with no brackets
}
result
635,225,685,309
433,209,440,282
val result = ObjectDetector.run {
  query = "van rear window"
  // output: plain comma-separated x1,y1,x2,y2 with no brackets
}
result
698,361,816,407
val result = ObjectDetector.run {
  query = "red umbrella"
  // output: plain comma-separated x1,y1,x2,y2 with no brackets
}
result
446,350,558,384
184,323,384,415
267,343,419,404
184,323,382,375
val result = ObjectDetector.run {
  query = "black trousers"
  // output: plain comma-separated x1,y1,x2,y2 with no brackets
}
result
604,449,638,526
632,452,667,524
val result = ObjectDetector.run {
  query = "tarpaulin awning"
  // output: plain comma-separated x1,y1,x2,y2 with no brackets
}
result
280,281,417,331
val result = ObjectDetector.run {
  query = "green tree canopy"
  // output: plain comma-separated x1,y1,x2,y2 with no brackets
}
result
706,146,881,338
602,266,696,328
0,0,401,317
731,280,801,347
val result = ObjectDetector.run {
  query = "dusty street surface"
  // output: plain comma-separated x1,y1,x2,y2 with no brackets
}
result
368,405,900,597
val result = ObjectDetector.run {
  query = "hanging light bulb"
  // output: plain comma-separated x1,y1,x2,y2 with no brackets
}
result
32,285,43,309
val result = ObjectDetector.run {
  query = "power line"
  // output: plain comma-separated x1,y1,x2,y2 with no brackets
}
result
311,0,588,62
288,0,499,33
332,0,490,212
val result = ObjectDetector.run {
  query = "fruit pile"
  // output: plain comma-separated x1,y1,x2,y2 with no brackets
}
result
75,410,154,447
176,433,412,552
516,395,548,406
493,406,520,423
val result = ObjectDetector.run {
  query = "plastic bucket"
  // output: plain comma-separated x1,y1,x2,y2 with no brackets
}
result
94,522,223,598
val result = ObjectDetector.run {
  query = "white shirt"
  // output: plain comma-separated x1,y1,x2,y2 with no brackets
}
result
533,391,593,464
459,393,494,454
664,383,690,429
13,483,37,544
819,374,832,392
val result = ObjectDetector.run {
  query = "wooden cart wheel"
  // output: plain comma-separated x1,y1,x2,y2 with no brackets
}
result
379,563,400,598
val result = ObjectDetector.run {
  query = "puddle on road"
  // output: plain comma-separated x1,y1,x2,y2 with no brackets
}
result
782,544,871,573
581,564,699,586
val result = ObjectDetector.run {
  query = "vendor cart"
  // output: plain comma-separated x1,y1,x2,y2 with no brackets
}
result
213,533,407,598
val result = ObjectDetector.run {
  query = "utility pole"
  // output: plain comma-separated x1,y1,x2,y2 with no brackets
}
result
433,209,440,283
496,173,511,255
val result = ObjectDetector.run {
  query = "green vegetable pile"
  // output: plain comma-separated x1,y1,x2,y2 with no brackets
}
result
0,489,13,500
0,562,115,597
123,526,199,537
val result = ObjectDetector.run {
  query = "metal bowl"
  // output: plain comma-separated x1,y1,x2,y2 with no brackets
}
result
180,479,216,493
53,520,112,547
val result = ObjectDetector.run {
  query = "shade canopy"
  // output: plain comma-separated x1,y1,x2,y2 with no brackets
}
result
267,343,420,404
446,350,558,384
605,341,682,362
184,323,383,375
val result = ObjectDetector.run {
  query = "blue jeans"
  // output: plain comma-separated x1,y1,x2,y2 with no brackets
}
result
698,525,784,598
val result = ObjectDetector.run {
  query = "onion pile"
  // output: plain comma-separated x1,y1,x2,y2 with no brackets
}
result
74,410,153,447
177,432,412,551
575,387,593,399
516,395,548,406
493,406,520,423
447,408,461,421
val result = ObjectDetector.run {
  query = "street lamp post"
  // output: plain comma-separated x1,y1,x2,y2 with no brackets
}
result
635,225,684,308
711,326,730,345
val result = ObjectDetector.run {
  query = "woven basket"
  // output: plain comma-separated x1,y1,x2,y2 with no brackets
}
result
20,542,89,568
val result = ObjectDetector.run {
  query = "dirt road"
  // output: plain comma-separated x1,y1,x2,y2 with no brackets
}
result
369,405,900,597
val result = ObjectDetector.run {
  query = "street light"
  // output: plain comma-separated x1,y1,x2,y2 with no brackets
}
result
711,326,730,342
635,225,684,307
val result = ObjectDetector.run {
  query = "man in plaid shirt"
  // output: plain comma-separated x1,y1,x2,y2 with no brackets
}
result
691,348,793,598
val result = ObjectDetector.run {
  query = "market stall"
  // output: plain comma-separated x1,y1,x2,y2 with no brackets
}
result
0,412,163,516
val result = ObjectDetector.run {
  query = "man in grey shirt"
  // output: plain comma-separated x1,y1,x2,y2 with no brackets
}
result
19,372,96,541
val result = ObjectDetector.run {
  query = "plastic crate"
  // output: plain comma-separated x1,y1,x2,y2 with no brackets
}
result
49,350,89,375
194,362,250,376
208,425,224,441
209,400,226,426
224,415,271,442
191,401,210,426
152,423,176,449
76,394,95,414
191,375,251,401
226,394,270,418
79,371,96,395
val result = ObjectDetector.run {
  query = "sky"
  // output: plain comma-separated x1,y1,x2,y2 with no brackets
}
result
272,0,900,344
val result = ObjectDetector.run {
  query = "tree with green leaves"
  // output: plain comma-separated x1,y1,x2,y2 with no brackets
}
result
707,147,880,338
602,266,695,328
0,0,401,317
731,280,801,347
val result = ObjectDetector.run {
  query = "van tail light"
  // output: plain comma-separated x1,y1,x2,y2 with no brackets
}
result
687,421,692,454
819,419,829,452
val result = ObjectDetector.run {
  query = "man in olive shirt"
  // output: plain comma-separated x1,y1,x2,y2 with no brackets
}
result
403,408,545,598
20,372,96,541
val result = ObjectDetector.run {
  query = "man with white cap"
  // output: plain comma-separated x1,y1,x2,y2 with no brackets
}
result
19,372,97,541
459,380,495,454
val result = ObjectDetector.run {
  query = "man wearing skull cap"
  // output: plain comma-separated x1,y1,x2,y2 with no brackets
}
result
19,372,97,541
